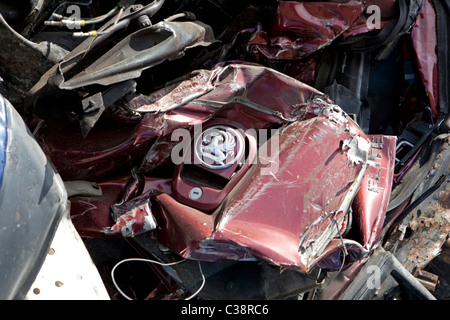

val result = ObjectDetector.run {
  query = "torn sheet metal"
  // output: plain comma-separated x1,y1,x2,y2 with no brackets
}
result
69,175,131,238
145,109,374,273
64,63,396,273
341,135,372,165
208,118,370,272
129,62,327,120
352,135,397,250
128,69,215,113
247,0,365,60
132,62,333,174
109,198,157,237
35,62,326,181
69,175,172,238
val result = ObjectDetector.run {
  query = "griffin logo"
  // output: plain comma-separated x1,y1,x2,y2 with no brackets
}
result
194,126,245,169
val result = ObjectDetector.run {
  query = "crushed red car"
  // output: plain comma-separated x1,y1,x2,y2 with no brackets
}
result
0,0,448,301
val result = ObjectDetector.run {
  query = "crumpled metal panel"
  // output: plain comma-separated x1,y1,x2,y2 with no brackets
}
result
65,63,396,273
244,0,398,61
200,114,370,272
69,175,172,238
34,114,161,181
353,135,397,250
342,0,397,38
247,0,365,60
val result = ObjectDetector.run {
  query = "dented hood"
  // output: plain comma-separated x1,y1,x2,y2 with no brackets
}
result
61,63,395,272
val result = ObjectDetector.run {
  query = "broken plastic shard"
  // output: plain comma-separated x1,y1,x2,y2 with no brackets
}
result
109,201,157,237
128,70,214,113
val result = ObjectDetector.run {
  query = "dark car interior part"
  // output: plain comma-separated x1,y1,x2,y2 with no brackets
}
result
23,0,221,136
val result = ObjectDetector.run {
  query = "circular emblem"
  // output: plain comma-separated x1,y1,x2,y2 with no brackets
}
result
194,126,245,170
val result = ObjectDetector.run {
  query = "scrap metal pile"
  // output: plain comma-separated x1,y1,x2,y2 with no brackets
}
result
0,0,448,300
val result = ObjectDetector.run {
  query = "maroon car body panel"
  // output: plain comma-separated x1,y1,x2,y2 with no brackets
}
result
410,0,439,116
52,63,396,272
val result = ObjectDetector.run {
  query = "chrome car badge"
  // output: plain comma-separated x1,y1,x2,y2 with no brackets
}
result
194,126,245,170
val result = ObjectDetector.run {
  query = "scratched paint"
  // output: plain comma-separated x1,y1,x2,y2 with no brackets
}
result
65,63,396,272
